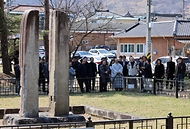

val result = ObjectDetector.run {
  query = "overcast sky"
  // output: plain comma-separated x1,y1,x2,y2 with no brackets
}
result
11,0,39,5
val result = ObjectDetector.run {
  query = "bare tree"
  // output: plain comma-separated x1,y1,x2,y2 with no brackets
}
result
43,0,49,61
0,0,10,74
39,0,112,59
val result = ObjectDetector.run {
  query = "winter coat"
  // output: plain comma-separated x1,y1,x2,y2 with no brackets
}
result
176,62,186,78
127,61,139,76
76,63,87,78
144,63,152,78
154,64,165,79
166,61,175,77
99,64,110,84
121,61,128,76
88,62,97,77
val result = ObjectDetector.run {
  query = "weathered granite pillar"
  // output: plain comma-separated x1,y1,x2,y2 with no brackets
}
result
19,10,39,118
48,10,69,116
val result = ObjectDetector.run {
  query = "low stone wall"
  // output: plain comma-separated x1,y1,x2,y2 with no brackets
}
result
0,106,85,119
85,106,142,120
1,105,141,123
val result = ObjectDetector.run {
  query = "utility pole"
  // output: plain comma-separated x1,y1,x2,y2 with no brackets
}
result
145,0,152,61
43,0,49,62
182,0,185,20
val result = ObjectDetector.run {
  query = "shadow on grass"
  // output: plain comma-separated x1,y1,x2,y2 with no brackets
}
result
0,95,20,98
69,91,154,98
1,92,154,99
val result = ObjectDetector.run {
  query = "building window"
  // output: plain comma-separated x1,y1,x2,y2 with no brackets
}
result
136,44,144,53
120,44,124,52
120,44,134,53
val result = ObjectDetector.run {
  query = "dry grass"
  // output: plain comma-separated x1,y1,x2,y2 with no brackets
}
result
0,92,190,118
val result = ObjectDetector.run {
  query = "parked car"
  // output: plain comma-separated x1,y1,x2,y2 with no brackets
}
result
71,51,93,60
151,56,190,75
91,45,111,51
73,51,102,71
89,49,116,59
39,49,45,59
109,50,117,57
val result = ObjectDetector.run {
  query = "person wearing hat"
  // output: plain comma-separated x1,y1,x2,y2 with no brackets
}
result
175,57,186,91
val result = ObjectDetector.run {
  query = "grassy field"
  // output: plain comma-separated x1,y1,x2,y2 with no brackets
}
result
0,91,190,118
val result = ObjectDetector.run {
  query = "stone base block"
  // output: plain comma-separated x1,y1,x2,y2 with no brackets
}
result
3,112,86,125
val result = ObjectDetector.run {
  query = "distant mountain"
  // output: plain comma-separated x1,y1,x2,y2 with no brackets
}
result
11,0,190,17
104,0,190,17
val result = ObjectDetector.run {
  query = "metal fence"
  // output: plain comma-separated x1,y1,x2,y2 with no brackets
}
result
152,78,190,99
0,78,16,96
0,77,190,99
0,113,190,129
91,113,190,129
0,122,86,129
0,77,143,95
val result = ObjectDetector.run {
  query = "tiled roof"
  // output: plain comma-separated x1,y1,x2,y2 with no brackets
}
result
8,5,44,13
173,20,190,37
71,20,135,32
113,21,175,38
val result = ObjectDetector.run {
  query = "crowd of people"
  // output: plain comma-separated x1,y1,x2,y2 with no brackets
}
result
13,45,187,94
70,55,187,93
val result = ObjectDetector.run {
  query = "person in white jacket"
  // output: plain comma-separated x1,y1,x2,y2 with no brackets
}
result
127,57,139,76
127,57,139,88
111,59,124,91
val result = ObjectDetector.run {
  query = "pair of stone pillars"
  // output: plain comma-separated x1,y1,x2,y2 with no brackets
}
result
19,10,69,118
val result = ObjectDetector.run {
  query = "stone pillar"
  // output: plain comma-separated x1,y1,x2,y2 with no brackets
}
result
49,10,69,116
19,10,39,118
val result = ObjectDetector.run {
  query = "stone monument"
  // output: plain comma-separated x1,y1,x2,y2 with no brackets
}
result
3,9,85,125
48,10,69,116
19,10,39,118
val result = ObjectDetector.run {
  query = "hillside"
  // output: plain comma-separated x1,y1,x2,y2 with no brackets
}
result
12,0,190,17
104,0,190,17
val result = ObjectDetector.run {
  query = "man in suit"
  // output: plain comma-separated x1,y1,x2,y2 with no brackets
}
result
166,57,175,89
88,57,97,91
76,59,89,93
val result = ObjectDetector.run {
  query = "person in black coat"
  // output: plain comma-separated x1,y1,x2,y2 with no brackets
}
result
121,56,128,76
175,57,186,91
88,57,97,91
154,59,165,91
144,59,152,79
121,56,128,88
76,59,89,93
138,57,144,90
39,58,46,93
166,57,175,89
71,57,79,70
13,46,19,65
118,55,123,64
141,59,152,92
14,64,20,95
